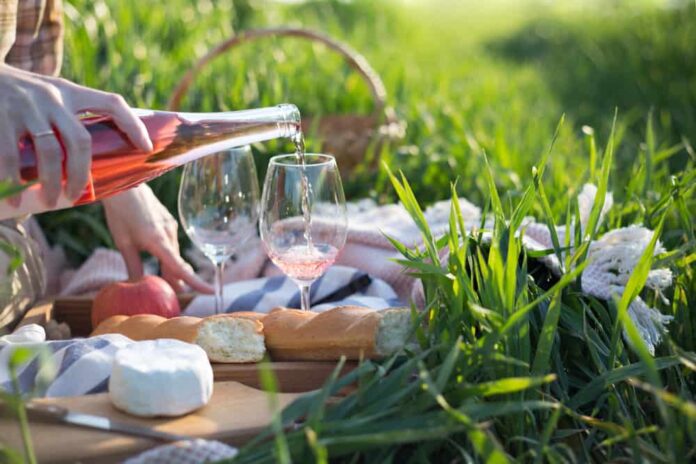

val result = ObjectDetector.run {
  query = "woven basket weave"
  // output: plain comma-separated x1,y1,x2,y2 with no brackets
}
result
167,28,405,173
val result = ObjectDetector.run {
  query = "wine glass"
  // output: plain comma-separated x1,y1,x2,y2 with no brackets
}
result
260,153,347,311
178,146,260,314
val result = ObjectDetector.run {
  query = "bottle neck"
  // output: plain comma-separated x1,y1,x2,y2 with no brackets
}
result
157,103,301,139
143,103,302,166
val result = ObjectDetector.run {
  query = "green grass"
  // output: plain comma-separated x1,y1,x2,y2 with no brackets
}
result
47,0,696,262
18,0,696,462
228,122,696,461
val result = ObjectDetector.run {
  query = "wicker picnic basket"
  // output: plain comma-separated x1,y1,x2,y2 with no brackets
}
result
167,27,405,173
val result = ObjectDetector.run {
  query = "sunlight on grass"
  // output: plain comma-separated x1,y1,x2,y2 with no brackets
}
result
4,1,691,461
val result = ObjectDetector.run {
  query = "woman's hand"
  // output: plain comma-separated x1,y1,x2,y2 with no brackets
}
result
0,64,152,206
103,184,213,294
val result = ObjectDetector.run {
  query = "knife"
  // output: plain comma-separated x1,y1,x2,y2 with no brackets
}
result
18,402,192,443
313,274,373,306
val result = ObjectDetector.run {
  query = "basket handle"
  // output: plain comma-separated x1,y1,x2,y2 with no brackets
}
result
167,27,388,120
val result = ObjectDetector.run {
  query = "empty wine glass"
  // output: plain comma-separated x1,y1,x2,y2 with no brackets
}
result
178,146,259,314
260,153,347,311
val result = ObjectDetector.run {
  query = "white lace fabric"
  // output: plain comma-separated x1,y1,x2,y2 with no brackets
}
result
514,185,672,354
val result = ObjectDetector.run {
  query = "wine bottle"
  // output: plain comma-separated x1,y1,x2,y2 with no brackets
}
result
0,104,301,220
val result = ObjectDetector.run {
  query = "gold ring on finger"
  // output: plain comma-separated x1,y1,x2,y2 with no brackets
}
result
31,130,55,138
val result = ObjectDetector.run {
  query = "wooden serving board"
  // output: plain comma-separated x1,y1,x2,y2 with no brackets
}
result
213,361,356,392
0,381,299,463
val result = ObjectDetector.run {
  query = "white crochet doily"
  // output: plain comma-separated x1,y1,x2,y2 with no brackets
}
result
518,184,672,354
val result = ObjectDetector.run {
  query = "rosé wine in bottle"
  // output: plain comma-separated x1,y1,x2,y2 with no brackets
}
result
268,244,339,283
0,104,301,220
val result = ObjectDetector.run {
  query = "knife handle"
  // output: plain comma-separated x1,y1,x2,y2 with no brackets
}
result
23,403,70,422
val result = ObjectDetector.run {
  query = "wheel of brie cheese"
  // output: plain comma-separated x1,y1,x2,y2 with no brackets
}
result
109,339,214,417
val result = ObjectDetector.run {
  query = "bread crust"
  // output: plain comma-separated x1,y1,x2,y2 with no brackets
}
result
262,306,381,360
90,315,129,336
155,316,202,343
225,311,265,322
90,306,409,362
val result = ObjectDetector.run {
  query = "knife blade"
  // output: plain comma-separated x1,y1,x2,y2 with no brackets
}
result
21,402,191,443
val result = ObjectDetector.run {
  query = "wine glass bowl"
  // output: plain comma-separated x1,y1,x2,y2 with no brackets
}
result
260,154,347,310
178,146,260,313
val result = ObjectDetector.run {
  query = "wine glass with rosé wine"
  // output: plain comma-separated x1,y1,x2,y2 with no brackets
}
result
260,154,348,311
178,146,260,314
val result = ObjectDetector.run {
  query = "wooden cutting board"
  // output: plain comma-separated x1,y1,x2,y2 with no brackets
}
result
212,361,356,392
0,381,300,463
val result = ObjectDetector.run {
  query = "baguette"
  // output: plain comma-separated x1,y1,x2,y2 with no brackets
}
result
91,314,265,363
261,306,413,361
91,306,413,363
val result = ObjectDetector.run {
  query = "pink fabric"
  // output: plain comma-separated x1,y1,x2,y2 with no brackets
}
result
28,198,481,301
23,217,128,297
58,248,128,296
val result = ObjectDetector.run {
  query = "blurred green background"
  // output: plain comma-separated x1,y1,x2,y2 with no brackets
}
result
42,0,696,263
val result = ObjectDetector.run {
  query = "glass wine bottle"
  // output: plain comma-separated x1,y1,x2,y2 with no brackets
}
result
0,104,301,220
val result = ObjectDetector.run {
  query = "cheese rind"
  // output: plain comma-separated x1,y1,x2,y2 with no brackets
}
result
109,339,213,417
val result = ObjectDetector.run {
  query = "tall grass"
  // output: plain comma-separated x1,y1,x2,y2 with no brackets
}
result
230,114,696,462
52,4,696,457
2,1,693,461
48,0,696,263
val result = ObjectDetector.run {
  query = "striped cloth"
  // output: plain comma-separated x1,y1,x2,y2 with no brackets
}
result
0,265,399,397
184,265,400,316
0,333,132,397
124,439,238,464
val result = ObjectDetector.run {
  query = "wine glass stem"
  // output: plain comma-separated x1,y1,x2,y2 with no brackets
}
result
215,260,226,315
299,283,311,311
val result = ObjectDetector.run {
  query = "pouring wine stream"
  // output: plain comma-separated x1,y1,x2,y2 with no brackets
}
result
293,132,315,252
260,128,346,311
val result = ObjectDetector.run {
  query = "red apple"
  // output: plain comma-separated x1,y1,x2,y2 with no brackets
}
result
91,275,181,328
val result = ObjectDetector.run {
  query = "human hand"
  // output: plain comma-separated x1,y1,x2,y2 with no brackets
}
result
0,64,153,207
102,184,213,294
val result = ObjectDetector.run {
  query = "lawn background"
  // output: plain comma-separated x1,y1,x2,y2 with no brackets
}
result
10,1,696,462
41,0,695,263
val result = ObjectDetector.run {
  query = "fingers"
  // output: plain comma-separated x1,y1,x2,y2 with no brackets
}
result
103,185,213,294
119,242,144,282
98,93,153,152
3,76,92,206
22,99,63,208
161,227,185,292
61,83,153,153
168,224,214,294
0,122,21,207
156,206,213,293
149,241,214,294
49,105,92,201
175,263,215,294
161,268,185,293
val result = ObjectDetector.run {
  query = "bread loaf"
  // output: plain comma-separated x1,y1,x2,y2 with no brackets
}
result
91,306,413,363
261,306,413,361
91,314,265,363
